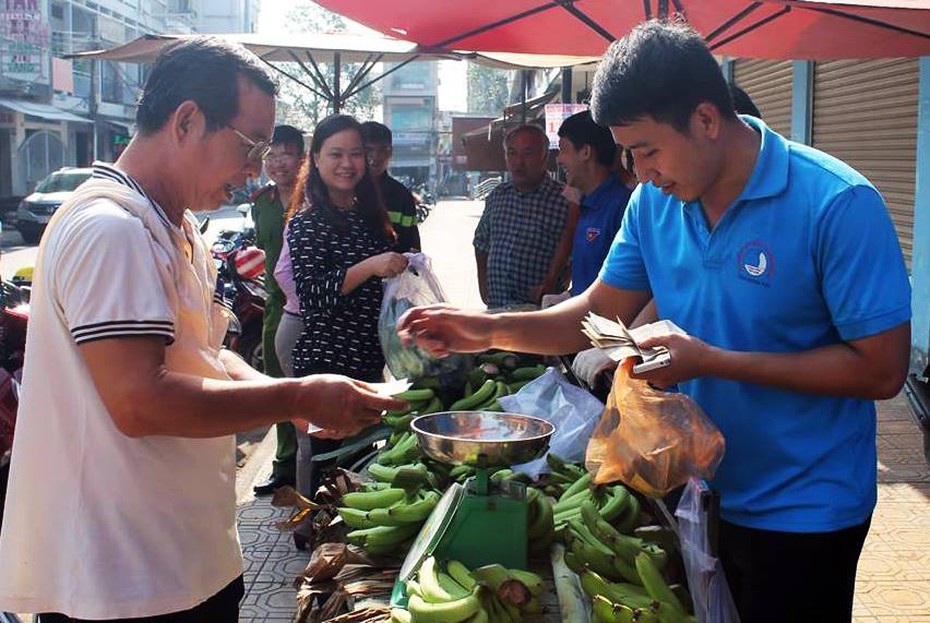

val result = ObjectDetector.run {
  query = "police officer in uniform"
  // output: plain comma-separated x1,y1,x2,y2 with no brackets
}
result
250,124,305,495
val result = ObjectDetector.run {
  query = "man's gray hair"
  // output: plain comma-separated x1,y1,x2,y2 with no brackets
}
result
504,124,550,150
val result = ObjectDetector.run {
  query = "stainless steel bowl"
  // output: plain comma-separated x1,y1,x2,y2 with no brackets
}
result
411,411,554,467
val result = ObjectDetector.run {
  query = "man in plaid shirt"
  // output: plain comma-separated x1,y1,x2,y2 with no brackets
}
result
473,125,570,309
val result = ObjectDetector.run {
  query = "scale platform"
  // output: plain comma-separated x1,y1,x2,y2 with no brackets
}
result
392,411,554,606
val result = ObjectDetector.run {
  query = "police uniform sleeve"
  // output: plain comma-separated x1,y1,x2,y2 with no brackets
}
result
54,200,175,345
598,185,650,291
401,190,421,251
816,185,911,341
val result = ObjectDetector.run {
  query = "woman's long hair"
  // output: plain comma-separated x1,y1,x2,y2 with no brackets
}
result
287,114,395,245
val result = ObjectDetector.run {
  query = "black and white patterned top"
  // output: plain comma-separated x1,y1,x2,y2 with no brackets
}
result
473,175,570,308
287,206,391,379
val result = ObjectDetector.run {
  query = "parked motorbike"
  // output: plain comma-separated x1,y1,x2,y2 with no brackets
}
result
0,280,29,535
411,183,435,224
210,227,267,372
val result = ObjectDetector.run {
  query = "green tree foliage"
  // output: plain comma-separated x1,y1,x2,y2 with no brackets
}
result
272,1,382,130
467,62,511,116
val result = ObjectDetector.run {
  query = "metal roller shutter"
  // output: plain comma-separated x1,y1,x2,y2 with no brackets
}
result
812,59,918,268
733,59,793,138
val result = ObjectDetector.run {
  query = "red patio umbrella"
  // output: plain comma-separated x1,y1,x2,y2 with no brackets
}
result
315,0,930,59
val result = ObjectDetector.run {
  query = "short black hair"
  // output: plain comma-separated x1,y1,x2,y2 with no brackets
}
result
729,84,762,118
360,121,392,145
272,124,305,153
504,124,549,150
558,110,617,167
136,36,277,135
590,20,736,132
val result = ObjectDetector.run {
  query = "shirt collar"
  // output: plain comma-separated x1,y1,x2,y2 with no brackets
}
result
581,172,624,210
736,114,790,202
680,115,789,217
91,161,173,229
512,173,557,198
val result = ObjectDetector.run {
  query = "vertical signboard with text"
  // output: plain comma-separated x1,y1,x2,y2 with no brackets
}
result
544,103,588,147
0,0,50,87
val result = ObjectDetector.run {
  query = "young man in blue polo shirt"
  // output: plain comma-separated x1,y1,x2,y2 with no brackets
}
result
553,110,632,296
397,20,911,622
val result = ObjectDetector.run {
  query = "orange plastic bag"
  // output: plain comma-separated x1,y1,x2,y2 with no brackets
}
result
585,360,726,498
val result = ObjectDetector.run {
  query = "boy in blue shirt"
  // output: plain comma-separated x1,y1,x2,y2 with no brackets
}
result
397,20,911,623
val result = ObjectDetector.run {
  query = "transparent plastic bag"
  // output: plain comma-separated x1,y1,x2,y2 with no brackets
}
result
675,478,741,623
498,368,604,479
585,360,725,498
378,253,472,383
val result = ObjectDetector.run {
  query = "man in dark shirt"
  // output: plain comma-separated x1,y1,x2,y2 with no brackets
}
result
360,121,421,252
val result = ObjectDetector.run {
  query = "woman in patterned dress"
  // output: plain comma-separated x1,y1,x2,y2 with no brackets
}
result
286,114,408,513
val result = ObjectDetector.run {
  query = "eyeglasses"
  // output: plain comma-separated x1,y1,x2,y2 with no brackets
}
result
227,125,272,162
263,152,298,165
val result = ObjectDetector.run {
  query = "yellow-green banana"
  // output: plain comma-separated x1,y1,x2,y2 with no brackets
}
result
341,487,406,510
408,591,482,623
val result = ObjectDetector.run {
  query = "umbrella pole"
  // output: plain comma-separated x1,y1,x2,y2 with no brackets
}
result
561,66,573,104
333,52,342,113
521,69,528,124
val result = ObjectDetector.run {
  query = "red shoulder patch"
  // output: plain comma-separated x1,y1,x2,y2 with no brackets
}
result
249,184,276,202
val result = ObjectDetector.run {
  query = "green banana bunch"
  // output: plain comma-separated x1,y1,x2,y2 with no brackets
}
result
393,388,436,403
506,364,547,388
376,431,422,466
546,453,588,487
338,486,440,555
635,553,695,622
367,461,439,490
450,379,496,410
345,522,421,555
578,567,656,611
526,487,555,555
407,591,483,623
477,351,521,368
449,464,477,483
341,487,407,511
383,391,444,432
397,556,487,623
591,594,660,623
580,499,669,576
470,380,510,411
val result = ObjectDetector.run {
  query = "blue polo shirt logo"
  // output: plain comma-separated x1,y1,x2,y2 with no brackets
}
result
585,227,601,243
737,240,774,286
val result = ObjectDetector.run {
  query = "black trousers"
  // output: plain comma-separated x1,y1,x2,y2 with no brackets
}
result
38,576,243,623
719,517,871,623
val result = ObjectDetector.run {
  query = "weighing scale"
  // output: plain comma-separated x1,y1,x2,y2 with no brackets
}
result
390,411,554,606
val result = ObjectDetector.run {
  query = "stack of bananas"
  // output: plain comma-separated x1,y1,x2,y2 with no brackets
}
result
390,556,546,623
525,487,555,556
559,498,695,622
337,486,441,556
541,453,590,499
552,475,639,532
382,388,443,434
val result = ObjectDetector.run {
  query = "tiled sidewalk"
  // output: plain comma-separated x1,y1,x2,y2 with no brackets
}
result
853,395,930,622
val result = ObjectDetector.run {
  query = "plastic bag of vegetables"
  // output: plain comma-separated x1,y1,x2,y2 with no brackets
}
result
378,253,472,384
